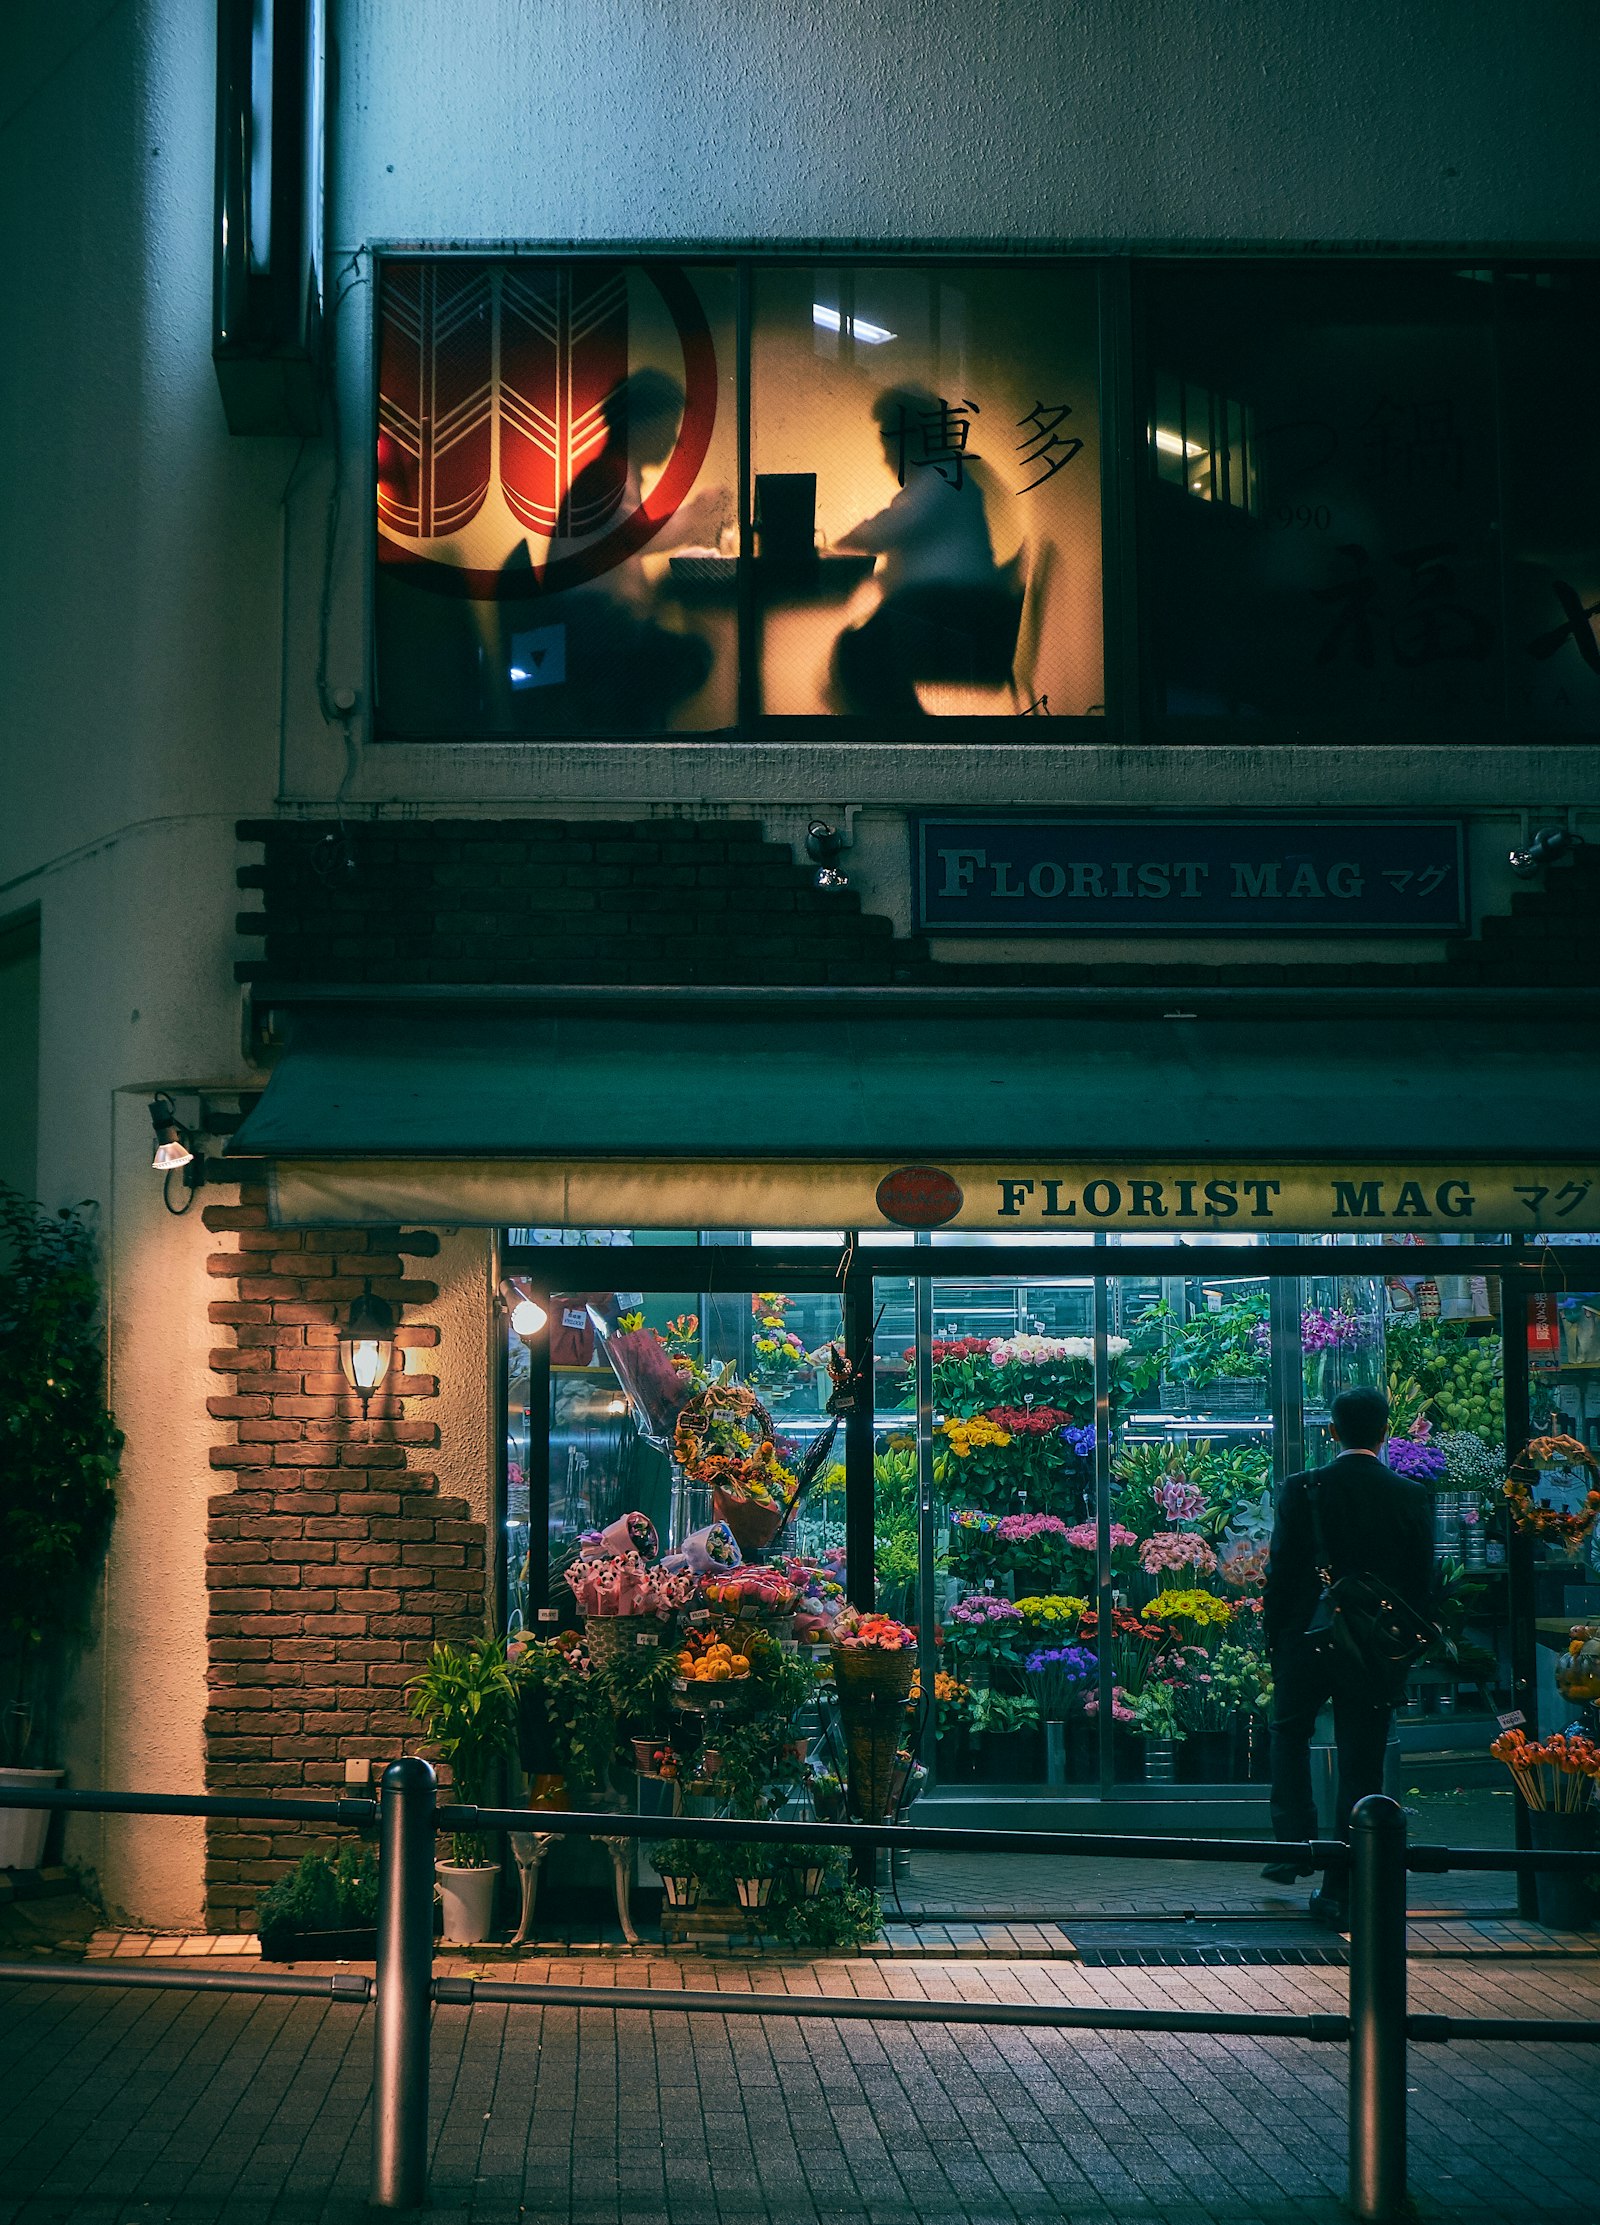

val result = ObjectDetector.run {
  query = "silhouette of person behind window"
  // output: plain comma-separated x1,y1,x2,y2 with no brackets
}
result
500,368,726,732
832,384,1022,721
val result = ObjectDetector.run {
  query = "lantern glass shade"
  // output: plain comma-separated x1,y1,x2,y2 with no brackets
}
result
340,1289,396,1406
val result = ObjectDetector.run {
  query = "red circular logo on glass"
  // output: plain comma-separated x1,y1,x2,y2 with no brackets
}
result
875,1166,965,1228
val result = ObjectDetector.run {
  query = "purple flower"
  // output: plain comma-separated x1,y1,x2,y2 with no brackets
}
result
1024,1645,1097,1681
1060,1424,1096,1458
951,1594,1023,1625
1385,1438,1447,1481
1302,1307,1363,1354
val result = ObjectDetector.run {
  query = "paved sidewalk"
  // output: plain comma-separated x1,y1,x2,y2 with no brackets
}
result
77,1910,1600,1963
2,1949,1598,2223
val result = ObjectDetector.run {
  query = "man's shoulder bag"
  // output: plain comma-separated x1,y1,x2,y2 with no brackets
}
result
1303,1480,1438,1694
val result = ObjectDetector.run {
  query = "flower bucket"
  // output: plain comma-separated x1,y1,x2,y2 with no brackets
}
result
1528,1807,1600,1931
712,1489,784,1557
0,1768,63,1871
1143,1735,1177,1784
733,1875,774,1909
436,1862,498,1946
631,1737,661,1773
660,1873,698,1909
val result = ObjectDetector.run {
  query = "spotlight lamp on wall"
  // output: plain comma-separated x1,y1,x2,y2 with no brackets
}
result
149,1094,224,1215
340,1285,397,1414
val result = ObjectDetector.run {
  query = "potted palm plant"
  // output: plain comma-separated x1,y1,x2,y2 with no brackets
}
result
407,1636,518,1944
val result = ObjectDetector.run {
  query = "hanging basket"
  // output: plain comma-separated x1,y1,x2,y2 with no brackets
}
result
733,1875,774,1910
660,1873,698,1909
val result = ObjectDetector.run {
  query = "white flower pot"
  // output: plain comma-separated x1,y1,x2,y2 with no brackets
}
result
436,1861,498,1945
0,1768,63,1870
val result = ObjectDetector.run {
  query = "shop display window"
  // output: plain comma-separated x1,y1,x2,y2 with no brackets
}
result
500,1237,1521,1817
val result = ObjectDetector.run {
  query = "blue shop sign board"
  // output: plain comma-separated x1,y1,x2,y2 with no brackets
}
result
912,816,1468,934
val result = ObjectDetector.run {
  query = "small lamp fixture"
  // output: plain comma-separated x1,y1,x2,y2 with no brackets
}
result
502,1278,548,1342
340,1285,397,1414
148,1094,194,1171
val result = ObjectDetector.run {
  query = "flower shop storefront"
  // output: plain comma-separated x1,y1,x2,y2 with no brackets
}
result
230,985,1600,1856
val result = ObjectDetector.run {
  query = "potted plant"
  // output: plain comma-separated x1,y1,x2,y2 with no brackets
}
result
256,1846,385,1962
647,1837,703,1909
0,1189,121,1870
407,1635,518,1944
725,1836,779,1910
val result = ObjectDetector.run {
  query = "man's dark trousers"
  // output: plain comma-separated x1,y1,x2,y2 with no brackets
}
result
1269,1632,1392,1845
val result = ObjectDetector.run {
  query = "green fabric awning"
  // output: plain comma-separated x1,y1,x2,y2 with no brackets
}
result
230,991,1597,1162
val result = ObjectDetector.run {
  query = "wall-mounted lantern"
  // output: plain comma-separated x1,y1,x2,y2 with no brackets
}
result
340,1285,396,1414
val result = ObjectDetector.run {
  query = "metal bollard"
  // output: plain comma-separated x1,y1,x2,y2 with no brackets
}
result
371,1756,437,2210
1347,1794,1408,2222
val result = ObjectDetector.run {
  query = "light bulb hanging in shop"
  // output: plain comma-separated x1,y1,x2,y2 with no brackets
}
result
340,1285,397,1414
502,1278,548,1341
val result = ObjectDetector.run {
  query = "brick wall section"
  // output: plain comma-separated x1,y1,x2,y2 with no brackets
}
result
203,1182,485,1933
234,816,914,987
234,815,1600,991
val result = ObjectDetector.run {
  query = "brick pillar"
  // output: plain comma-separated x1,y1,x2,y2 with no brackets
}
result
202,1185,485,1932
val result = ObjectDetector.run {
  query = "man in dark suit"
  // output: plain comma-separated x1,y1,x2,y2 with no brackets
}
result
1260,1385,1433,1925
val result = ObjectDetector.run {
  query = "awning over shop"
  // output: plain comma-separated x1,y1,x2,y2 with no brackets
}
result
228,989,1600,1232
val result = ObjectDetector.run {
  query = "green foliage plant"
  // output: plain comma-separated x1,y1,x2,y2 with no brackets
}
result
1131,1680,1185,1741
509,1635,617,1800
0,1188,122,1765
255,1846,380,1955
776,1880,881,1952
407,1635,518,1864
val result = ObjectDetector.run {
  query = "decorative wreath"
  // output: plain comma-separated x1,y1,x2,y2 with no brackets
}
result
1503,1434,1600,1548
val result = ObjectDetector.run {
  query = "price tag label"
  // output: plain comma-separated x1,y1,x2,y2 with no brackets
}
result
635,1633,659,1648
781,1640,799,1653
1497,1709,1526,1731
690,1609,710,1624
673,1677,688,1692
537,1608,559,1623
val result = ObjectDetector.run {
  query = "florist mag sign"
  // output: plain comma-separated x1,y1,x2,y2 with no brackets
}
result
268,1158,1600,1234
913,816,1468,934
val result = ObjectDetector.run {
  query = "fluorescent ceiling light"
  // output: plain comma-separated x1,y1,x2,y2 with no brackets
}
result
1153,428,1206,458
812,304,896,345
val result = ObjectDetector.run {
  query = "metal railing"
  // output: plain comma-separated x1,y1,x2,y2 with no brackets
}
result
1,1770,1596,2221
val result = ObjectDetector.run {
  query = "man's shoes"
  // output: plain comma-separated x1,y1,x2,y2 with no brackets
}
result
1261,1859,1315,1884
1308,1890,1349,1931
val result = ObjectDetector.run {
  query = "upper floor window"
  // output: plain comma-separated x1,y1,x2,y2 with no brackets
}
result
371,256,1103,738
1137,261,1600,734
371,254,1600,744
